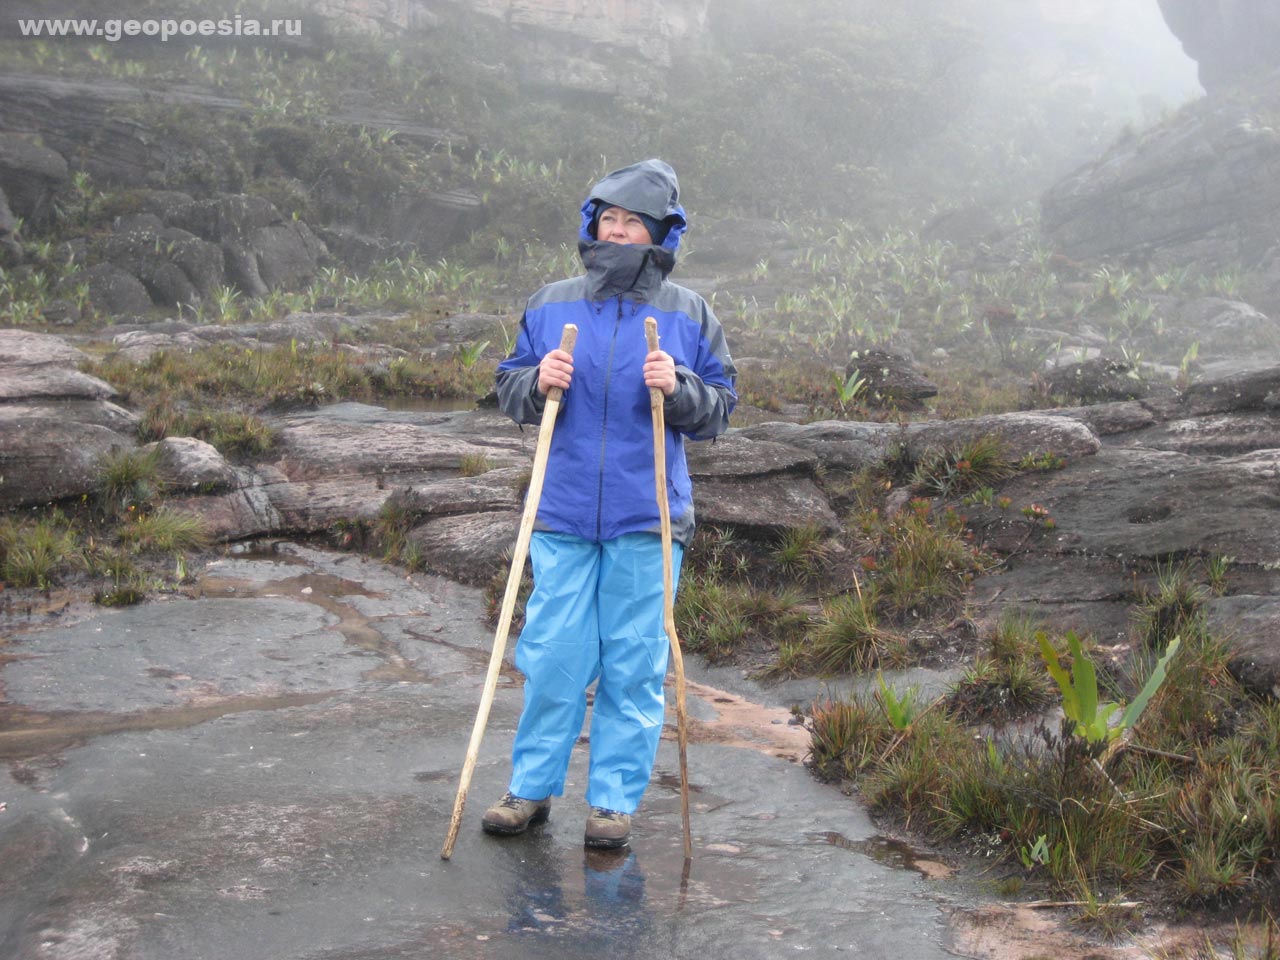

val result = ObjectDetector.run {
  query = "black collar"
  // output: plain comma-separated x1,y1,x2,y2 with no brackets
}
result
578,240,674,302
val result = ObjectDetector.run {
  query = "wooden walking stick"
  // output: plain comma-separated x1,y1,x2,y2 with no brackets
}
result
645,317,694,861
441,323,578,861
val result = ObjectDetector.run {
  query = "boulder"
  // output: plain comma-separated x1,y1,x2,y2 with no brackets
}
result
0,399,138,434
406,511,521,585
1204,595,1280,697
847,348,938,408
0,419,134,508
0,133,68,226
272,415,526,480
166,194,327,294
0,329,116,401
1044,357,1150,404
737,420,892,471
903,412,1102,464
148,437,239,494
78,262,156,315
100,226,226,309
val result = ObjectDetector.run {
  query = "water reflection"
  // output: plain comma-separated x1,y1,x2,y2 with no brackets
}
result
500,837,652,956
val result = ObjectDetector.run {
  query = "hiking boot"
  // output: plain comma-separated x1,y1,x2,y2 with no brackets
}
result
481,792,551,836
584,807,631,849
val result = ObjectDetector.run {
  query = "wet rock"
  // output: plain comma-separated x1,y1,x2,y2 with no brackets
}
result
272,416,525,480
684,434,840,536
0,132,68,227
77,261,156,315
110,327,210,362
406,510,521,584
1041,400,1157,437
1128,413,1280,457
385,468,525,520
903,412,1101,464
1044,356,1150,404
166,193,328,294
847,347,938,409
431,312,511,349
0,328,86,367
737,420,891,471
0,399,139,433
1167,298,1278,357
976,445,1280,564
148,437,239,494
0,329,116,401
99,224,226,309
1204,595,1280,697
695,474,840,537
1041,81,1280,285
166,482,282,542
0,419,134,508
1178,366,1280,415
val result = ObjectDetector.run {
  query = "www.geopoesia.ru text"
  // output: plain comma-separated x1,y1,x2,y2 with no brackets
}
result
16,16,302,43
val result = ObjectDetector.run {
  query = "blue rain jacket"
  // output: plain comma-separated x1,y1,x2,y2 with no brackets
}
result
495,159,737,545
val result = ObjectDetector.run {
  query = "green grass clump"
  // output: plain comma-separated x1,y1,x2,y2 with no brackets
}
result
96,446,161,514
810,588,906,674
864,500,985,619
0,513,81,587
812,619,1280,912
115,508,211,553
910,434,1014,499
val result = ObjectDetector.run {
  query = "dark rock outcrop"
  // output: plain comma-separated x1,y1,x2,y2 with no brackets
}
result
1158,0,1280,92
0,132,68,227
1041,79,1280,282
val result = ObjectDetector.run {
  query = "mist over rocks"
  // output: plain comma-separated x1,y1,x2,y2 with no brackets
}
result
1041,74,1280,296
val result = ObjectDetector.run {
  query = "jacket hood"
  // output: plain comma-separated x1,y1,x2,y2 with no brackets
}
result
578,158,688,255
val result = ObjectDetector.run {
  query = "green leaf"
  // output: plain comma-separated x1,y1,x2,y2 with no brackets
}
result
1038,631,1078,719
1068,632,1098,730
1118,636,1181,733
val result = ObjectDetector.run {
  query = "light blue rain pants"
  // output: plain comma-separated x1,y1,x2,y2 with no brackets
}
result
509,530,684,815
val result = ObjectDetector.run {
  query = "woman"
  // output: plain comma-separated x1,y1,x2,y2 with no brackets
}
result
488,158,736,849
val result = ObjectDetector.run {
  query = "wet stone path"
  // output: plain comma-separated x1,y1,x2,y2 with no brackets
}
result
0,543,1184,960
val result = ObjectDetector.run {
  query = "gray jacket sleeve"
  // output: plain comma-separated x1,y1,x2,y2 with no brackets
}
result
495,364,546,425
664,366,733,441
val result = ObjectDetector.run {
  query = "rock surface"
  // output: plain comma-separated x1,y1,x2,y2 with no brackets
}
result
1158,0,1280,91
4,325,1280,701
1041,74,1280,287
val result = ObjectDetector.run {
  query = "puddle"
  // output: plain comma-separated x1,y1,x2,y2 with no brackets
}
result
677,680,809,761
197,571,432,684
0,692,335,761
813,830,953,880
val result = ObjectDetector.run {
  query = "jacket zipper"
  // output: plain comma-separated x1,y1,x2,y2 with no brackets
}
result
596,296,624,540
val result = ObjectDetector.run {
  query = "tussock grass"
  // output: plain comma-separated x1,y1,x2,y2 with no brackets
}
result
811,618,1280,912
115,508,211,553
0,513,80,587
96,446,160,514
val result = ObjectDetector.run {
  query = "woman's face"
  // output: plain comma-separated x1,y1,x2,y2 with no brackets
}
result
596,206,653,245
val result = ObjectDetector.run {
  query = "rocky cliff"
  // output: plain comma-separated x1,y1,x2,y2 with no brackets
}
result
1159,0,1280,91
1041,65,1280,311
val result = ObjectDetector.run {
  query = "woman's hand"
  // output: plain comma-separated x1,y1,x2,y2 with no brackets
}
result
537,348,574,395
644,350,678,397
